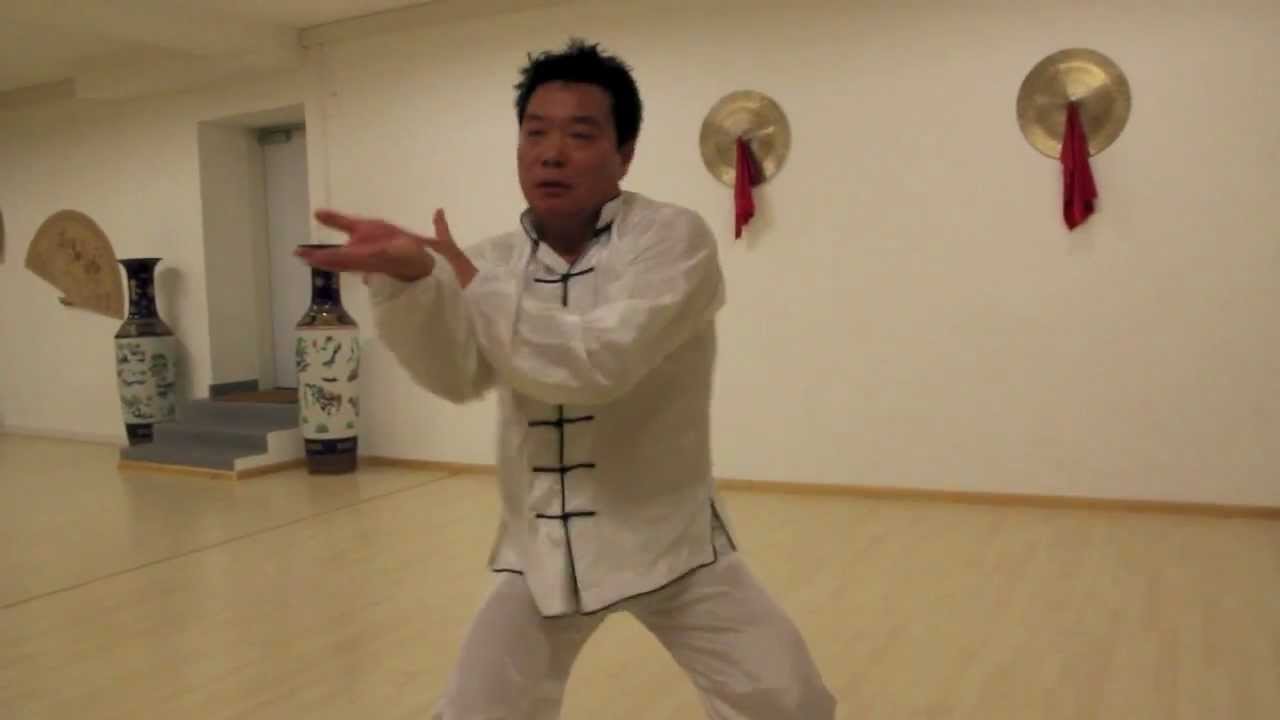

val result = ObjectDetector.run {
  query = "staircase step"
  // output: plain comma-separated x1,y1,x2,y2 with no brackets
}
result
118,398,303,473
180,398,298,428
120,441,248,471
171,412,298,436
152,422,270,453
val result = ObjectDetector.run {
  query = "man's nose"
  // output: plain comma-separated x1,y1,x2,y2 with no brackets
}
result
540,134,568,166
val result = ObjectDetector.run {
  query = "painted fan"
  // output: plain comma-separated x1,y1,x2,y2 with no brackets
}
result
24,210,125,319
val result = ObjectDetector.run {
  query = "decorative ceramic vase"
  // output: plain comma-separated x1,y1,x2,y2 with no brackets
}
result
113,258,178,445
295,246,360,474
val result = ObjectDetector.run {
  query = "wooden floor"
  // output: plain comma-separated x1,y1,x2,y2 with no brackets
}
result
2,434,1279,719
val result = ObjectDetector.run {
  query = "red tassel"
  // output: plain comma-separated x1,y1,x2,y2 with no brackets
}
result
734,137,761,239
1060,102,1098,230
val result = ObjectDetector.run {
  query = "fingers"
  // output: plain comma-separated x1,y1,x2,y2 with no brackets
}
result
294,243,382,272
312,207,451,257
316,210,410,249
432,208,453,245
425,208,467,261
314,209,361,233
293,245,344,272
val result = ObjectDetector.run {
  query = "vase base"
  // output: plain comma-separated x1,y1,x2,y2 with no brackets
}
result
304,436,358,474
125,423,154,445
306,456,358,474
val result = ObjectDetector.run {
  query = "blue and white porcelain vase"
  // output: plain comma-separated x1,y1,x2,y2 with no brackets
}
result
295,246,360,474
113,258,178,445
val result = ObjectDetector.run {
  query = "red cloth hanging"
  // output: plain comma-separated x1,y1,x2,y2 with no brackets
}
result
734,137,761,239
1060,102,1098,230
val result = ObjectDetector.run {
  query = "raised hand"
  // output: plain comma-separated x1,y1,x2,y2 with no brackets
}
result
422,210,478,288
297,210,436,282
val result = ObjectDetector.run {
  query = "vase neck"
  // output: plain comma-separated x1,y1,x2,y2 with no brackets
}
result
124,264,159,319
310,267,342,307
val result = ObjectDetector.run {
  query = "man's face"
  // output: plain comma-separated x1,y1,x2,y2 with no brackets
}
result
517,81,634,223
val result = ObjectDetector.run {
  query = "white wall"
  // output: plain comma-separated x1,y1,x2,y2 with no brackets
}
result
0,70,307,442
263,130,314,388
2,0,1278,506
197,122,273,389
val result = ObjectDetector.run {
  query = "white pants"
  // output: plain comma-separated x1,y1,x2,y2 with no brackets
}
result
431,554,837,719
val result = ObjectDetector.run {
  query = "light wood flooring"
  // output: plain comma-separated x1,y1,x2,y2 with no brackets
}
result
2,434,1278,719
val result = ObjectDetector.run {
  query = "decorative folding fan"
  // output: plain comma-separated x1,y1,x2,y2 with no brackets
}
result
24,210,125,319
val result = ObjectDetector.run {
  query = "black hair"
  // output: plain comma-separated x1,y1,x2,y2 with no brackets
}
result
514,38,643,148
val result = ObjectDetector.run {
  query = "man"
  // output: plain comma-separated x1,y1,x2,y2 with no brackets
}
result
297,39,836,720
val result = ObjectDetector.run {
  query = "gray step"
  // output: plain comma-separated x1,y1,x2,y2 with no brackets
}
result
121,398,302,473
152,422,270,454
180,398,298,428
120,440,248,471
171,411,298,436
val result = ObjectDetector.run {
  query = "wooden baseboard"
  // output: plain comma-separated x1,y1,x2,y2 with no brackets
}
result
115,456,473,481
11,429,1275,520
715,478,1280,520
117,459,236,481
2,425,124,447
360,455,495,476
116,458,307,481
113,454,476,482
236,459,308,479
358,458,1280,520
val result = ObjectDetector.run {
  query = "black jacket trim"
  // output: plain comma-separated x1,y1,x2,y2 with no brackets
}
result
534,267,596,283
516,228,614,614
536,511,597,520
534,267,596,305
528,414,595,428
509,496,735,619
710,500,738,551
531,463,596,474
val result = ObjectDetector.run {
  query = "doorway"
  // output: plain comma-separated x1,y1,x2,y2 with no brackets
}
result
196,104,312,401
261,125,311,392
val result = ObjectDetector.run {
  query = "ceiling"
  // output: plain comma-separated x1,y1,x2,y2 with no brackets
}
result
0,0,566,111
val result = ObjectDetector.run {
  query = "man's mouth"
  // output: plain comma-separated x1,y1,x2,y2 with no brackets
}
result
537,180,572,191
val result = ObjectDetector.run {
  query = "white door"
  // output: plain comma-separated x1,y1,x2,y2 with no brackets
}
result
263,130,312,389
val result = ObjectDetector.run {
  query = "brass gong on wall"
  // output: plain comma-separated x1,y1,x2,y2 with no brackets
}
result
700,90,791,187
1017,48,1132,158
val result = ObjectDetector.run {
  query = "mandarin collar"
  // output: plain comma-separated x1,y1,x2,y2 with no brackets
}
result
520,193,625,272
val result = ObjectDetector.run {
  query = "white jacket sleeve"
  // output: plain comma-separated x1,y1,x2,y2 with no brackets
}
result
461,207,725,406
366,249,496,404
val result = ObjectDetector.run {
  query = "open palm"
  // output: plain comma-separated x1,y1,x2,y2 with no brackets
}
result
297,209,466,283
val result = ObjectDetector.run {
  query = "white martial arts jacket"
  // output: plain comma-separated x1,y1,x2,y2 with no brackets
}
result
368,191,738,617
